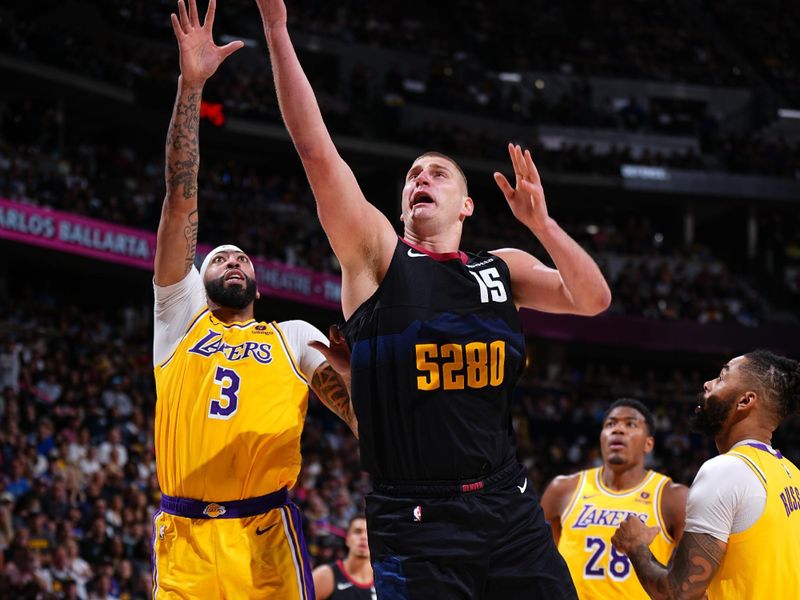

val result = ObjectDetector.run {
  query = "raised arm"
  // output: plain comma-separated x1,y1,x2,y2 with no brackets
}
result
492,144,612,316
154,0,243,286
254,0,396,313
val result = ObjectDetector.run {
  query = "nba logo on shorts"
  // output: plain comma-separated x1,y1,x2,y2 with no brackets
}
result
413,505,423,522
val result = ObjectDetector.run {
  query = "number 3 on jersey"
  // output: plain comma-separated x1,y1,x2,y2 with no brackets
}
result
209,366,240,419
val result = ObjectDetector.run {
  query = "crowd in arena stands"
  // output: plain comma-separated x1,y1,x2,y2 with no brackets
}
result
1,96,782,327
89,0,745,87
704,0,800,103
2,287,797,598
3,1,800,179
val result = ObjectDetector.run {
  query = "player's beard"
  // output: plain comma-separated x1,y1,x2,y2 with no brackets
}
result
690,391,735,437
206,275,257,309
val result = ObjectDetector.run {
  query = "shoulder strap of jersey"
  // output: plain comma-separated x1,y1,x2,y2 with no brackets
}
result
156,307,210,370
270,321,311,385
653,472,675,544
728,450,768,487
561,469,589,522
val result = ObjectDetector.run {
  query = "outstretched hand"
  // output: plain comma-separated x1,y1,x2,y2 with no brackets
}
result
171,0,244,85
308,325,351,379
493,143,549,233
254,0,288,29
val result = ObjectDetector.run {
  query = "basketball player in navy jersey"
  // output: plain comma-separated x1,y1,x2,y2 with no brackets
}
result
313,515,376,600
255,1,610,597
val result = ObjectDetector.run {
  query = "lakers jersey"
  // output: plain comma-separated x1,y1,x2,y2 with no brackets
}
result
154,308,311,501
708,444,800,600
558,468,675,600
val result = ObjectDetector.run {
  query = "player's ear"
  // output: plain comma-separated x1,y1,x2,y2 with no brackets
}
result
256,290,261,300
738,391,756,411
644,436,654,454
461,196,474,218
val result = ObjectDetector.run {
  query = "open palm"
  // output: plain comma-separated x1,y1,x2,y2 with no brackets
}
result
493,143,550,232
171,0,243,85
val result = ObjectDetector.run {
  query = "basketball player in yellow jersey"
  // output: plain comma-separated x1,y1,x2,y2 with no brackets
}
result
613,350,800,599
151,2,355,598
540,399,687,599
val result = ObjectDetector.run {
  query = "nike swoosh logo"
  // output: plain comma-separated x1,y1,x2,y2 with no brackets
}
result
517,478,528,494
407,249,428,258
255,523,278,536
582,494,598,500
337,582,353,590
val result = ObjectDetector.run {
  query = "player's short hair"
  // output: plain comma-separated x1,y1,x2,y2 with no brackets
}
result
741,349,800,421
603,398,655,436
414,151,469,195
348,513,367,531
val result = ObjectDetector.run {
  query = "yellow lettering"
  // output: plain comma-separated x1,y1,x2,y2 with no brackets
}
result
415,344,440,391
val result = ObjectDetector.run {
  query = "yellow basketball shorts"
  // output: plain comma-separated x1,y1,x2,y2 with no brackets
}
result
151,491,314,599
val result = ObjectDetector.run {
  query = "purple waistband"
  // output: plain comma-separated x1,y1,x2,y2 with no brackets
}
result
159,487,289,519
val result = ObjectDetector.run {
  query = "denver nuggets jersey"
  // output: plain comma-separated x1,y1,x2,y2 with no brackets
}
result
341,238,526,481
558,468,675,600
708,444,800,600
154,309,311,501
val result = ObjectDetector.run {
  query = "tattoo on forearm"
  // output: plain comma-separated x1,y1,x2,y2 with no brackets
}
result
183,209,198,272
629,533,724,600
311,365,357,436
165,91,201,201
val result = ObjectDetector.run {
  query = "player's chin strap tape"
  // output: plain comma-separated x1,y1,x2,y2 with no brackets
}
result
160,487,289,519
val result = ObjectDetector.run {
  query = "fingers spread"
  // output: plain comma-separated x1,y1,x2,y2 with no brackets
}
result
170,13,185,37
177,0,191,32
189,0,201,27
204,0,216,29
219,40,245,59
524,149,541,184
493,172,514,199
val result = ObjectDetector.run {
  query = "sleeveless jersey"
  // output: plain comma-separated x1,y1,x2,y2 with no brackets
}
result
708,443,800,600
341,238,526,482
154,309,310,500
329,560,376,599
558,468,675,600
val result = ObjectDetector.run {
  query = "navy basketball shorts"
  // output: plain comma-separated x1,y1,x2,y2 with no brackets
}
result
366,461,578,600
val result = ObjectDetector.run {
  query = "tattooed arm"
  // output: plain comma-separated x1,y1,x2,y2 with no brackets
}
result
154,0,243,285
310,363,358,438
612,515,725,599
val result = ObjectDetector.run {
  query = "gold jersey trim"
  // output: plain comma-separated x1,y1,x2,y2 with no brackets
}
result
271,322,310,385
728,451,768,487
595,467,657,497
561,470,588,523
158,307,210,369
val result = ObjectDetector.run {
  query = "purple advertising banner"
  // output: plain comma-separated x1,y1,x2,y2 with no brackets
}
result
0,198,342,310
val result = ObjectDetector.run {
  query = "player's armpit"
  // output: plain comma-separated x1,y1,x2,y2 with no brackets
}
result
629,532,725,600
311,363,358,438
